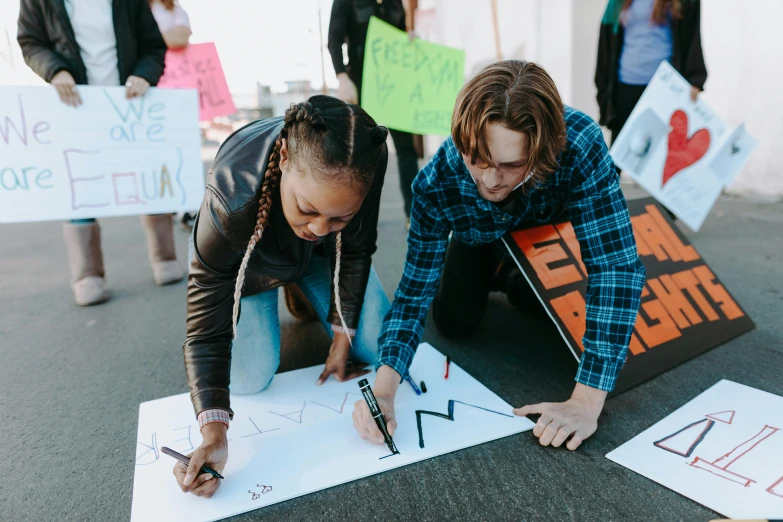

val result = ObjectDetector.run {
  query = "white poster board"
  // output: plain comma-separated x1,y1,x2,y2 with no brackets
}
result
131,343,534,522
607,380,783,519
610,62,758,232
0,86,203,223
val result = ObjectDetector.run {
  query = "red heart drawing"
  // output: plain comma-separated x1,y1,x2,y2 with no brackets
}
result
662,110,711,187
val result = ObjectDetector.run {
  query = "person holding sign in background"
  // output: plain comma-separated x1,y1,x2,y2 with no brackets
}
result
595,0,706,147
17,0,185,306
175,96,391,497
148,0,197,231
328,0,420,230
149,0,192,50
352,61,646,452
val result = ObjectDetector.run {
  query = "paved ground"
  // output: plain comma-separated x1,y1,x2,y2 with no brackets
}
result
1,153,782,521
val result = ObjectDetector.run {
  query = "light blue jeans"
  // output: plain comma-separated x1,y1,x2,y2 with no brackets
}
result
189,235,390,394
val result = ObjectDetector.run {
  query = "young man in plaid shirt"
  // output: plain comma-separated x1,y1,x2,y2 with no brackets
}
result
352,60,646,451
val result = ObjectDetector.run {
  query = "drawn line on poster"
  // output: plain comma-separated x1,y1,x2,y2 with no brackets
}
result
653,418,715,457
241,417,281,439
136,432,159,466
689,424,779,487
174,147,185,204
705,410,735,425
248,484,273,500
172,426,193,452
767,475,783,498
269,401,307,424
415,400,513,449
311,392,362,414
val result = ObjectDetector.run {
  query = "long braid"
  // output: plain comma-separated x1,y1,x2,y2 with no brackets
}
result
232,139,282,337
330,106,356,347
332,231,352,347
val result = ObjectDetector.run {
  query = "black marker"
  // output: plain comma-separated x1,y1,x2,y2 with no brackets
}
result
162,446,224,480
358,379,399,455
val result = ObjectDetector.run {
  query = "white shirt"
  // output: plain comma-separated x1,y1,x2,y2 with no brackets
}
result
150,2,191,33
65,0,121,86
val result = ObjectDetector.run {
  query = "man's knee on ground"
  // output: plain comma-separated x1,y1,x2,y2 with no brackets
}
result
432,298,482,339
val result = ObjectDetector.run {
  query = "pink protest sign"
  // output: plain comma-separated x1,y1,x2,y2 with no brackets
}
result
157,42,236,121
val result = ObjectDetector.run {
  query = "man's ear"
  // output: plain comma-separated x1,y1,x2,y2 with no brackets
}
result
279,138,289,170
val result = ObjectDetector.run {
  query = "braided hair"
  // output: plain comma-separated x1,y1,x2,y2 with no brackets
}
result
232,95,389,337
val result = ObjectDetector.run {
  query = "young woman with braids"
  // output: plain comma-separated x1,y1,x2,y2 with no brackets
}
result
174,95,390,497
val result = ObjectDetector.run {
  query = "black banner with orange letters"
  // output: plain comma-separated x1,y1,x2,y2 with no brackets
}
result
502,198,754,394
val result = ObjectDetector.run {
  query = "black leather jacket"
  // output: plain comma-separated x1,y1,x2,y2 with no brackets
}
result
184,117,387,417
17,0,166,85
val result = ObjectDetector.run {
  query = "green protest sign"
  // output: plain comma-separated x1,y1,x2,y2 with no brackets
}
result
361,17,465,136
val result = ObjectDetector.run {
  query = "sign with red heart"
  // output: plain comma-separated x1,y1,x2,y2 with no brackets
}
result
662,110,711,187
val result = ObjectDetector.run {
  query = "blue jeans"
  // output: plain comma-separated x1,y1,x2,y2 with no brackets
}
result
189,236,390,395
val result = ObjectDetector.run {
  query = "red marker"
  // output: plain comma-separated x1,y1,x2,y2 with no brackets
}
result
444,356,451,379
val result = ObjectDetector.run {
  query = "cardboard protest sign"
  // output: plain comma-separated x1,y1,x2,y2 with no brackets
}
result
361,17,464,136
502,198,754,394
157,42,236,121
0,86,203,223
611,62,757,231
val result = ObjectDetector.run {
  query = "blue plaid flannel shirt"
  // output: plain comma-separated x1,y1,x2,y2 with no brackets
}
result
377,107,646,392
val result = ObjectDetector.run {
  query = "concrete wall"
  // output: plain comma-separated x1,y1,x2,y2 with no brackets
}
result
699,0,783,199
426,0,782,199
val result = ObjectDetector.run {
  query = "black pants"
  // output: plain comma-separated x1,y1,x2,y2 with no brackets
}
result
352,72,419,217
610,82,648,145
432,237,541,339
388,129,418,217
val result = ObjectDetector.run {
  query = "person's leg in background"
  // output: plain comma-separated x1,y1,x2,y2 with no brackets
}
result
295,255,390,367
63,218,109,306
432,239,498,339
610,82,648,174
141,213,186,286
389,129,419,228
187,233,281,394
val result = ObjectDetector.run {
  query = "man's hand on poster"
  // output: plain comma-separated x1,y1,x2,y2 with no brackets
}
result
689,85,701,102
336,72,358,104
126,75,150,99
51,70,82,107
513,383,607,451
351,365,400,443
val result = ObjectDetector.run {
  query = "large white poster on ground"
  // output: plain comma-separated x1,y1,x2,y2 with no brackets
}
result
607,380,783,519
610,62,757,231
0,86,203,223
131,343,534,522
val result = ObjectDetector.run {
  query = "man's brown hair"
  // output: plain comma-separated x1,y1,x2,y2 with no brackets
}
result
451,60,566,189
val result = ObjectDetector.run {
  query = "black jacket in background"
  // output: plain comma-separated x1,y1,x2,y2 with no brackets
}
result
595,0,707,128
17,0,166,85
328,0,406,89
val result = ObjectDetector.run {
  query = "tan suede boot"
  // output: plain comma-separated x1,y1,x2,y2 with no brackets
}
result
283,283,318,322
141,214,185,286
63,221,110,306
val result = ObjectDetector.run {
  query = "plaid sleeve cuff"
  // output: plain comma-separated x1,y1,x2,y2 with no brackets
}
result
198,408,231,430
377,342,416,381
331,324,356,337
574,349,627,392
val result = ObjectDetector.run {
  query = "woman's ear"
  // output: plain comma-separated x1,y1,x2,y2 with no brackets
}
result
279,138,289,171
